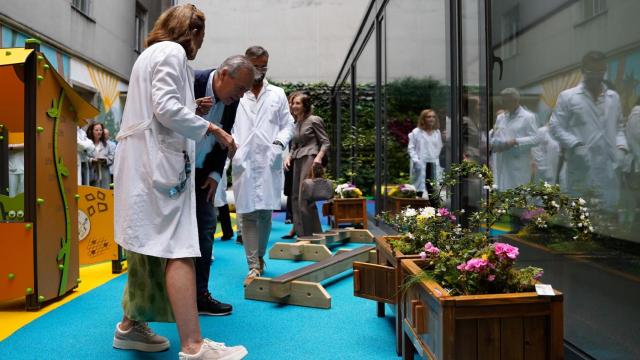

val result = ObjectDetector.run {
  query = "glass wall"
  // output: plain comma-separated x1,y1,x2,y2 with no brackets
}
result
332,1,640,356
488,1,640,357
384,0,451,209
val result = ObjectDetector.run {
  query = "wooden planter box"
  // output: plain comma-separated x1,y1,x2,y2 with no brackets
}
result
388,196,430,214
399,258,564,360
353,236,421,355
325,197,368,229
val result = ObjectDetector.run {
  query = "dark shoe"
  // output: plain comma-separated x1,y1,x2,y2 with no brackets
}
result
197,292,232,316
236,235,243,245
281,234,296,239
220,233,234,241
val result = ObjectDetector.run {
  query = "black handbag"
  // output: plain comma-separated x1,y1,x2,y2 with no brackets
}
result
302,178,334,202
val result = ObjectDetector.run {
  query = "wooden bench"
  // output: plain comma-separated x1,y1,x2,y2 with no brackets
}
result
245,245,376,308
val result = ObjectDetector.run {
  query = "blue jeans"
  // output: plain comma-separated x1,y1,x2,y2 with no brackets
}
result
195,169,217,295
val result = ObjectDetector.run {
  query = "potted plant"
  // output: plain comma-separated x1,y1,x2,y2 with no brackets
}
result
387,184,430,214
326,183,367,229
355,161,592,358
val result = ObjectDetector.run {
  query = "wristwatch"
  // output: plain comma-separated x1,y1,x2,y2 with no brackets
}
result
272,140,285,150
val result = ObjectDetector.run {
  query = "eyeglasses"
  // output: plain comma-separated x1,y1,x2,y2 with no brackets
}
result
169,151,192,199
254,65,268,71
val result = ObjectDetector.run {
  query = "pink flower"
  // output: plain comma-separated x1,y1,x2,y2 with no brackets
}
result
424,242,440,255
419,251,427,260
437,208,450,217
493,242,519,260
459,258,491,273
487,274,496,282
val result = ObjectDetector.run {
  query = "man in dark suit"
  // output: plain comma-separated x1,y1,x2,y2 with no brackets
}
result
193,55,254,315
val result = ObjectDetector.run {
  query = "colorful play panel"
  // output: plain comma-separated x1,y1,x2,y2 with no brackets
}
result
0,41,98,309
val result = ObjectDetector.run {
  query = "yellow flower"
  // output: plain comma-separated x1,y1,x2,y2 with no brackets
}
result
481,254,488,261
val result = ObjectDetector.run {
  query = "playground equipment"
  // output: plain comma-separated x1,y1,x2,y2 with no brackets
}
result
245,245,375,309
269,229,374,262
77,185,125,273
246,229,376,308
0,41,98,309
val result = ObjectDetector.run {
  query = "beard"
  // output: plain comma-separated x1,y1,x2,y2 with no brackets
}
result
254,73,266,84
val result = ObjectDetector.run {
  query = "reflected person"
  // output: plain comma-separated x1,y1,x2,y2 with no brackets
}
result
489,88,538,190
550,51,628,209
408,109,443,200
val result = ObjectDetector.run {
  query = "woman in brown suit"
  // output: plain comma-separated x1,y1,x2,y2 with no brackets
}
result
284,92,330,236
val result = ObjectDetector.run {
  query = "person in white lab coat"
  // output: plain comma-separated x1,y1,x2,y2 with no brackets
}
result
408,109,443,201
489,88,538,190
86,122,114,189
76,125,94,185
550,51,628,209
231,46,295,287
112,5,247,360
531,123,561,185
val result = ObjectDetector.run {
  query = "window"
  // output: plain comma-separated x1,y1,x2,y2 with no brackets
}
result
135,3,148,53
72,0,92,17
583,0,607,20
500,6,519,59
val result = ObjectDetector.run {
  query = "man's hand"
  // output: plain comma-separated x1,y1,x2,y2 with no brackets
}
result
201,177,219,203
284,156,292,171
195,96,213,116
207,124,238,157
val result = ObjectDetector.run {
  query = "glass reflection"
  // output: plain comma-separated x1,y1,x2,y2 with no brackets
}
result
384,0,450,209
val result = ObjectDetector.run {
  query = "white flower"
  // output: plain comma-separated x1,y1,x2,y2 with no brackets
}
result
406,232,415,239
483,185,491,190
577,223,583,228
420,207,436,218
589,226,594,232
544,182,551,188
580,215,585,220
403,208,418,218
578,198,586,205
492,184,498,189
460,209,465,214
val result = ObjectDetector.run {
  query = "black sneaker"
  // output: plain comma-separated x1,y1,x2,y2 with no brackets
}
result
236,235,243,245
220,233,234,241
197,292,232,316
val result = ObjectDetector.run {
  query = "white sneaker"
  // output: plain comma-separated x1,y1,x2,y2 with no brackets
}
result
178,339,248,360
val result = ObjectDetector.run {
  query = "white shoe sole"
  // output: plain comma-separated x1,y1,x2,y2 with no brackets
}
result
219,347,248,360
113,337,170,352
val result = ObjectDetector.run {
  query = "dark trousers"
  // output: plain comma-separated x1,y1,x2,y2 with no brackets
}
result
417,163,437,204
217,204,234,238
195,169,217,295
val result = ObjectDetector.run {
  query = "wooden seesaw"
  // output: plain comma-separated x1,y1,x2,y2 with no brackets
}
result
268,229,374,262
244,244,376,309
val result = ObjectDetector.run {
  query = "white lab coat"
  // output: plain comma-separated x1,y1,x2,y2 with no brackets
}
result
550,82,628,207
77,126,95,184
114,41,209,258
214,159,230,208
407,128,443,193
531,125,561,184
232,80,295,214
625,106,640,174
489,106,538,190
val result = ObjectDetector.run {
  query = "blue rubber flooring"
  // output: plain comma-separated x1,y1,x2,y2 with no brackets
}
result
0,207,399,359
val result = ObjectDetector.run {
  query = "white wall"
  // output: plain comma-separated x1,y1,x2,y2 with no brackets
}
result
0,0,136,79
183,0,369,83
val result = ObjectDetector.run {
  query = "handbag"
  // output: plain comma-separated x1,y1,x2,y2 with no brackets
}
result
302,178,334,202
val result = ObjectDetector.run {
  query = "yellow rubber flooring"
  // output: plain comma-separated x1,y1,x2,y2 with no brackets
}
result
0,261,126,341
0,220,237,342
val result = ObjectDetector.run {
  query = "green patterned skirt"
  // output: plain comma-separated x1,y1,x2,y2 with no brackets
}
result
122,250,175,322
